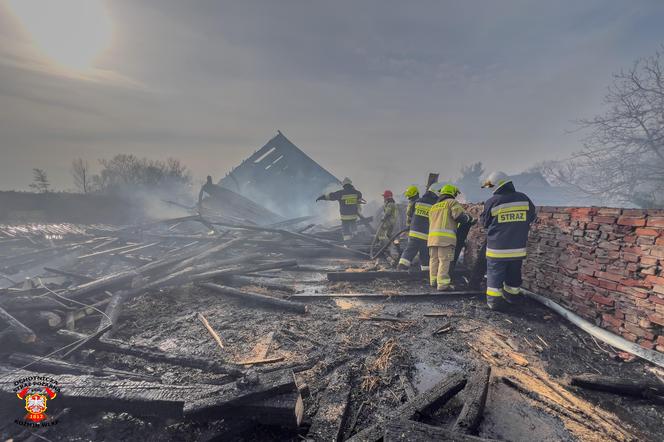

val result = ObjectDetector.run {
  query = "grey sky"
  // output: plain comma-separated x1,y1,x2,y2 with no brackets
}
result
1,0,663,197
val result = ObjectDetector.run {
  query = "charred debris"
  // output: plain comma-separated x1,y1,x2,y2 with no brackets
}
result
0,135,662,442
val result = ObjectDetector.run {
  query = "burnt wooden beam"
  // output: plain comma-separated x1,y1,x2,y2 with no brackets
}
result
327,270,428,282
43,267,94,282
307,367,351,441
0,305,36,343
198,283,307,314
184,369,297,420
8,353,155,381
56,329,243,376
570,373,664,398
291,291,483,301
453,364,491,435
347,372,467,442
384,420,498,442
230,391,304,429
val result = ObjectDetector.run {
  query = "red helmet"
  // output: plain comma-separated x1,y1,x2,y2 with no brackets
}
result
382,190,393,198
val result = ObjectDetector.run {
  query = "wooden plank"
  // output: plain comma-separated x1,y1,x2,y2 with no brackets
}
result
384,420,498,442
570,373,664,398
347,372,467,442
184,369,297,420
198,312,225,350
291,291,483,301
55,329,243,376
0,305,36,343
198,283,307,314
307,367,351,442
230,391,304,429
327,270,428,282
453,364,491,435
8,353,155,381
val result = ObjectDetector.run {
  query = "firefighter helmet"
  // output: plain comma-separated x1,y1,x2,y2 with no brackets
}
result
341,177,352,186
481,171,510,189
404,185,419,198
440,184,460,197
382,190,393,199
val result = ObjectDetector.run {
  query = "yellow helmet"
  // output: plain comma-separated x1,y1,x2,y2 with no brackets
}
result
404,185,419,198
440,184,460,197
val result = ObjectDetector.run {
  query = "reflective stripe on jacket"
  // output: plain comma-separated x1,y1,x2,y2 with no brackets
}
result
480,181,536,260
427,196,466,247
325,185,362,221
405,196,418,228
409,191,437,240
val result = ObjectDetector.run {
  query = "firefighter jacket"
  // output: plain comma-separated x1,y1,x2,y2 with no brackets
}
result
408,191,438,241
480,181,536,260
382,199,397,229
427,195,471,247
378,198,397,240
405,195,419,228
323,185,362,221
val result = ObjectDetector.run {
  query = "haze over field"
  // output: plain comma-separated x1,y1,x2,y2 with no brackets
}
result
1,0,664,196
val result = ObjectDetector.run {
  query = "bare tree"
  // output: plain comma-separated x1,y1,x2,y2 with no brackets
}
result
553,46,664,207
29,168,50,193
71,158,90,193
91,154,192,193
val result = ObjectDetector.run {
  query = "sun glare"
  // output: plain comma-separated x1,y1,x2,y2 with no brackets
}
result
7,0,112,70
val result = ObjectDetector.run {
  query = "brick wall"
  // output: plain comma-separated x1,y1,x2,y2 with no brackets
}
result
464,206,664,353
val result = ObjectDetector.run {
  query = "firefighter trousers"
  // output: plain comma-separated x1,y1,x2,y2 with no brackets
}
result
399,236,429,270
429,245,455,289
486,258,523,304
341,219,357,242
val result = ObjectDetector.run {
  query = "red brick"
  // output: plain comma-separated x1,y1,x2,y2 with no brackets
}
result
657,237,664,246
657,345,664,353
649,314,664,326
618,216,647,227
621,331,638,342
653,285,664,295
635,228,660,237
597,279,618,290
649,246,664,258
651,295,664,305
645,275,664,286
594,216,617,224
646,217,664,228
640,340,655,350
624,323,655,340
591,294,614,306
595,271,623,283
598,208,622,215
622,253,639,263
640,256,659,266
658,336,664,346
602,313,623,328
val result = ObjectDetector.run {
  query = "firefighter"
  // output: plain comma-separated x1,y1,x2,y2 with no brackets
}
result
403,185,420,228
428,184,474,291
198,175,222,207
377,190,397,241
398,184,437,271
316,178,363,242
480,171,536,310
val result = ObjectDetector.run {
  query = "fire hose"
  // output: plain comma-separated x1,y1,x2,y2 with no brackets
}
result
370,227,409,260
522,288,664,369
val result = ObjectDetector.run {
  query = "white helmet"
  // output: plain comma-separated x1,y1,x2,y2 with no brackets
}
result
481,171,511,189
428,181,444,196
341,177,352,186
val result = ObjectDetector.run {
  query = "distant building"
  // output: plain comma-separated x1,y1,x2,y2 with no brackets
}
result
219,131,340,217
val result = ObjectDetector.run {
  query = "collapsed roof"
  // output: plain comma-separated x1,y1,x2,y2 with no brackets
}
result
219,131,340,217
